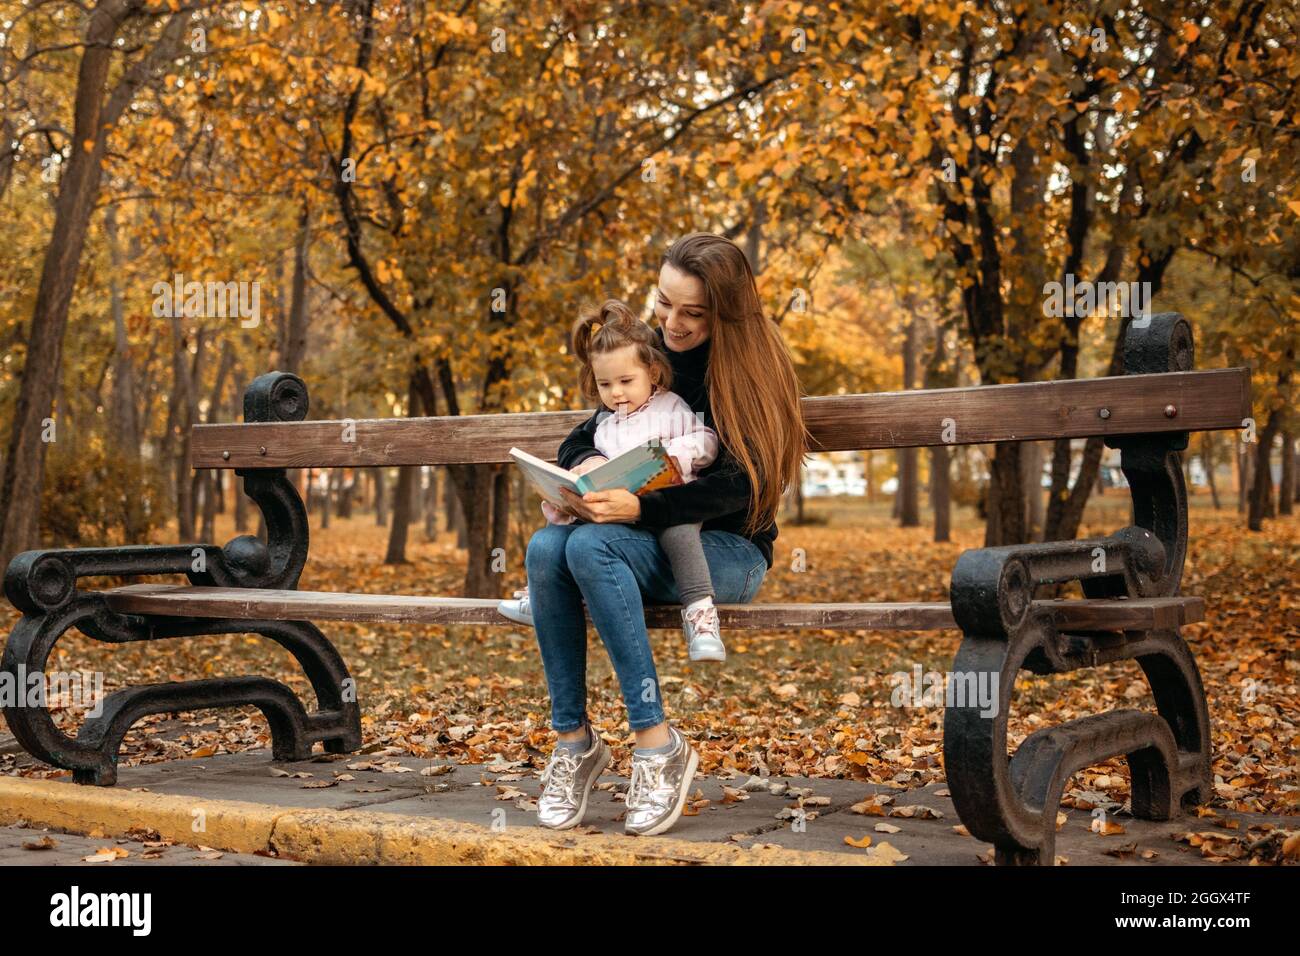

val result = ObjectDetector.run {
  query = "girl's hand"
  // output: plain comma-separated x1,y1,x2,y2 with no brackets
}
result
560,487,641,523
540,499,577,524
570,455,609,477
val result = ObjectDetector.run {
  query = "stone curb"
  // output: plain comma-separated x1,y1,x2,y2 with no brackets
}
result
0,777,885,866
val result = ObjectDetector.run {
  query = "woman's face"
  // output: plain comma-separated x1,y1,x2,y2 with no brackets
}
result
655,263,710,352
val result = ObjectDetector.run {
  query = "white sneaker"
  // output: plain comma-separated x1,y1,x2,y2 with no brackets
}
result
497,587,533,625
624,726,700,836
683,602,725,662
537,727,610,830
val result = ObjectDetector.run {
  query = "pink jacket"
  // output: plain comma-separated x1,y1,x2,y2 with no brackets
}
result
541,388,719,524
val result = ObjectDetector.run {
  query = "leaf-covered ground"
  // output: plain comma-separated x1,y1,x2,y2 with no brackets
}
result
3,493,1296,861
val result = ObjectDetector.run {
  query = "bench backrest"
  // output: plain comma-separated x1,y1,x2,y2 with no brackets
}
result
192,313,1252,470
192,367,1250,469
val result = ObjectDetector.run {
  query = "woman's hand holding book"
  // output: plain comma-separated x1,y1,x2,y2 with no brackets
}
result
559,486,641,524
541,455,610,520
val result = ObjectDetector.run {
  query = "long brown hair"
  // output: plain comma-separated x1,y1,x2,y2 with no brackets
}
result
663,233,807,534
571,298,673,403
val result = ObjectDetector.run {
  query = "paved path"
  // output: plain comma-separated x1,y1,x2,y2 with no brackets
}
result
5,749,1290,865
0,822,299,866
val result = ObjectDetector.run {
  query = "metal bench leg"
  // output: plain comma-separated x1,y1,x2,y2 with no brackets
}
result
1,372,363,784
1,591,362,786
944,576,1211,865
944,312,1213,865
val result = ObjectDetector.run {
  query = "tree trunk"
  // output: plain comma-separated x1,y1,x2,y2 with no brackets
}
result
1237,441,1250,513
0,4,187,568
424,467,438,539
280,205,311,373
198,343,233,542
411,467,425,524
337,469,354,519
490,466,511,578
1248,429,1277,530
385,373,422,563
987,443,1027,545
449,464,497,594
983,465,1000,547
1294,442,1300,504
1279,430,1294,517
922,314,956,543
385,465,414,564
374,467,387,526
232,381,249,532
1201,432,1221,511
105,203,147,540
105,205,141,459
171,324,206,542
929,446,951,543
897,313,920,527
334,469,348,519
1249,355,1293,530
1289,442,1300,509
1022,440,1043,540
446,473,465,546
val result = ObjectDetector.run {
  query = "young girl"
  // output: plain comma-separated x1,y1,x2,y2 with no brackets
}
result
498,299,727,661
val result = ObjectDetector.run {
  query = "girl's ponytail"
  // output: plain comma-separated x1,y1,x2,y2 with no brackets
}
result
570,299,672,402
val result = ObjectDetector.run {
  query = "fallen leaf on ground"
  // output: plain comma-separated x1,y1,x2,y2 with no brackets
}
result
866,841,908,863
83,846,129,863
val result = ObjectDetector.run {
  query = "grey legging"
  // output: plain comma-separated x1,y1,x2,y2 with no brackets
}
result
656,522,715,606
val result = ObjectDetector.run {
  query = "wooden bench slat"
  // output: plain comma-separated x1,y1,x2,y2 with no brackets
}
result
190,368,1251,468
102,584,1205,631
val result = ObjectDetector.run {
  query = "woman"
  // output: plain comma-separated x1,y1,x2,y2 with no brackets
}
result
500,232,806,836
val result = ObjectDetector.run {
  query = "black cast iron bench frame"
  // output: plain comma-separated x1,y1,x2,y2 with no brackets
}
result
1,313,1251,865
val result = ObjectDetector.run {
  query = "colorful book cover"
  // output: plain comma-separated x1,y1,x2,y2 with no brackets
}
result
509,443,683,508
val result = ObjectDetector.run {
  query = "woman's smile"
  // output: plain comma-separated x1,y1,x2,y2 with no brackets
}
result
655,262,710,351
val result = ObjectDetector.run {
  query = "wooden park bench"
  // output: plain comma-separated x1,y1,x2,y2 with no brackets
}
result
1,313,1251,865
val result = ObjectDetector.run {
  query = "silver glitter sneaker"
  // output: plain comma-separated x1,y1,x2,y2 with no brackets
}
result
624,725,700,836
536,727,610,830
497,586,533,625
683,603,725,662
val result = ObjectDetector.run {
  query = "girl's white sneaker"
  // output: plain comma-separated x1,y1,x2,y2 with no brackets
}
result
497,587,533,625
683,603,725,662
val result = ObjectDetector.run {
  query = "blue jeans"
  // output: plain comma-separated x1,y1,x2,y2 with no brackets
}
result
526,523,768,732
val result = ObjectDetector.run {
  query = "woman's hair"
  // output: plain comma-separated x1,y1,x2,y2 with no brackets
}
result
663,232,807,535
571,298,673,403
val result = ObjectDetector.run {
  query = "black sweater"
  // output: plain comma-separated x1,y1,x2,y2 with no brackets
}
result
556,327,777,568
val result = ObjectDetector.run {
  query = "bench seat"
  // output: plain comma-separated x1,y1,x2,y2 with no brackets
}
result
102,583,1204,632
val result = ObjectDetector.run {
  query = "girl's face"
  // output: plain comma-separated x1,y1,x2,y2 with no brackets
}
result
591,345,656,415
655,263,710,352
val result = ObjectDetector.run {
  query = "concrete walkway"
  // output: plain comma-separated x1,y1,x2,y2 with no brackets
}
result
0,822,299,866
1,750,1290,865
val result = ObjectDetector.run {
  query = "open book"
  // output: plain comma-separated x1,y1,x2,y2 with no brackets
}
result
510,442,683,507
